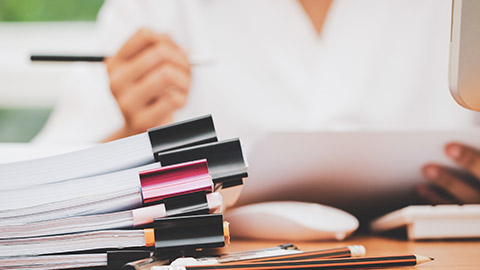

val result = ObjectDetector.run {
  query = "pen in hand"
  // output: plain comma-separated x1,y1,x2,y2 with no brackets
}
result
30,54,214,65
32,29,213,141
30,55,105,62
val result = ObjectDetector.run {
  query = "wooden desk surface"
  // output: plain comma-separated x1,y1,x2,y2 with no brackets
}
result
223,236,480,269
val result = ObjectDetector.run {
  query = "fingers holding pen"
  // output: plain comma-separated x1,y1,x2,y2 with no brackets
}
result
103,28,192,139
133,89,188,131
113,28,178,62
129,42,190,80
110,43,190,94
106,28,164,73
107,33,190,97
118,63,190,113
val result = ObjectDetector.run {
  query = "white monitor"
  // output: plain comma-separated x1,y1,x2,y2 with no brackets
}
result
449,0,480,111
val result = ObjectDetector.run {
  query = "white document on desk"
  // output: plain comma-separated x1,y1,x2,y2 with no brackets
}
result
237,130,480,215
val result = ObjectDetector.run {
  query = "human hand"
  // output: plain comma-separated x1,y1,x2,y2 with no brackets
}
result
105,28,191,141
419,142,480,204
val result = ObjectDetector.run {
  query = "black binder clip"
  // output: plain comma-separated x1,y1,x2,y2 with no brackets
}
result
164,191,210,217
148,115,218,155
153,214,227,252
107,250,151,270
155,139,248,189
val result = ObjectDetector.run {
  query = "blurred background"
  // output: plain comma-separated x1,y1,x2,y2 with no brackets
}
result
0,0,103,142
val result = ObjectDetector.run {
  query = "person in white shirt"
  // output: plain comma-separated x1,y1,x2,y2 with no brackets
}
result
35,0,480,206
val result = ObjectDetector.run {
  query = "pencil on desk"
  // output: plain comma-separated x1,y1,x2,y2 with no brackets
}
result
153,254,433,270
234,245,365,263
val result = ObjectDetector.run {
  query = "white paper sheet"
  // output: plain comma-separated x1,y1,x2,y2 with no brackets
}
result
237,130,480,216
0,133,154,190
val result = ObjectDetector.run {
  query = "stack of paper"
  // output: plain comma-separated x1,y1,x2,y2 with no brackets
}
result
0,115,218,190
0,115,249,269
0,193,223,239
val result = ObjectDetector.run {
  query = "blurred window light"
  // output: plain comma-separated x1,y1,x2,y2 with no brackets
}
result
0,0,104,22
0,108,52,142
0,0,104,142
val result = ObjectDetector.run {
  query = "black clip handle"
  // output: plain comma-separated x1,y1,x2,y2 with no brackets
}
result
153,214,225,252
107,250,151,270
155,139,248,189
148,115,218,155
164,191,210,217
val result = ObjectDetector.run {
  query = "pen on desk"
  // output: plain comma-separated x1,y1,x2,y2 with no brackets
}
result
152,254,433,270
30,54,215,65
